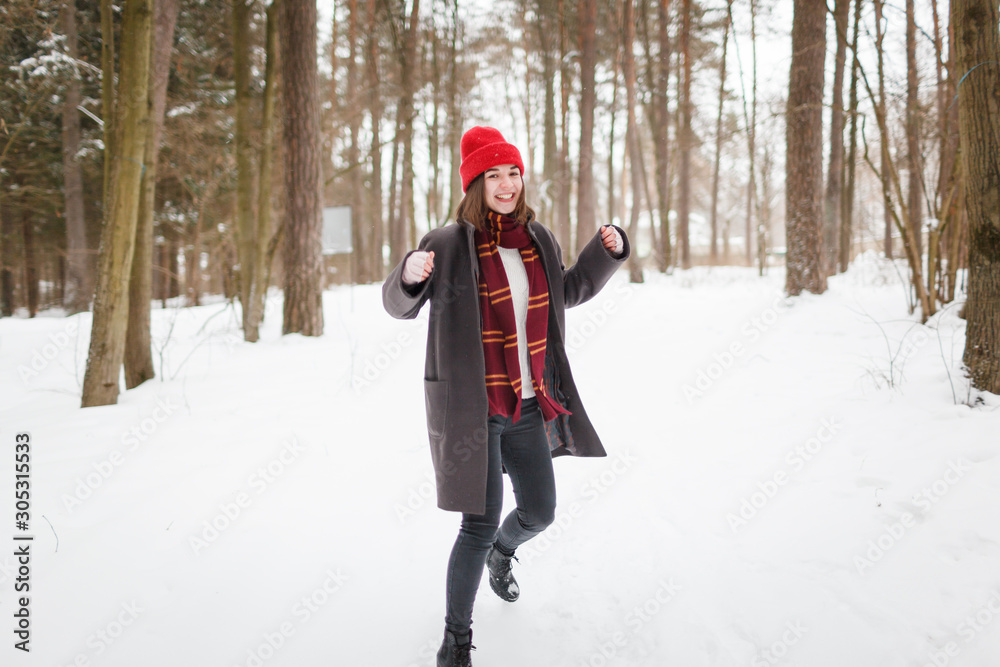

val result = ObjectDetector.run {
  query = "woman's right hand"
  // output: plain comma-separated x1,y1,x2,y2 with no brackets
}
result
402,250,435,285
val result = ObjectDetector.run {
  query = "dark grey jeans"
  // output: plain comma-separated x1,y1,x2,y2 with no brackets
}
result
444,396,557,636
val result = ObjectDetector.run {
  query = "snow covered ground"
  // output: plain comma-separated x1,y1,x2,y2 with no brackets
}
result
1,252,998,667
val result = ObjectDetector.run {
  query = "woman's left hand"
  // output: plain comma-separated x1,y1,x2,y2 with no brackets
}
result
601,225,623,255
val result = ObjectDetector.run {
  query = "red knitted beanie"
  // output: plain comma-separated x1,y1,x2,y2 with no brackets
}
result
459,126,525,192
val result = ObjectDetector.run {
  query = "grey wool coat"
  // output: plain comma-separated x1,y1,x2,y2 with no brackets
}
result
382,217,631,515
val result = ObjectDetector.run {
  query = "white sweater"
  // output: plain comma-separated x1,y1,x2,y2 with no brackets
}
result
496,246,536,398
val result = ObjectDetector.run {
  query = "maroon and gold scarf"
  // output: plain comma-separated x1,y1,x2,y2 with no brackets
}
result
476,212,571,423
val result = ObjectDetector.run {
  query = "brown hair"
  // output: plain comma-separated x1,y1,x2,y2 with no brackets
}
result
455,173,535,229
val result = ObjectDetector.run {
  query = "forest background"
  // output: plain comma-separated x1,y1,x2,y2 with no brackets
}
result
0,0,998,405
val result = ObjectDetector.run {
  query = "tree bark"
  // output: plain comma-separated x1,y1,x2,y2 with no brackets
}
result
745,0,758,267
905,0,923,260
874,0,892,258
21,208,38,317
784,0,826,295
82,0,154,407
329,0,339,123
709,10,729,263
556,0,573,259
824,0,849,276
347,0,368,283
446,0,462,222
100,0,115,211
942,8,963,304
60,0,91,315
168,226,180,298
840,0,861,272
637,0,660,261
0,202,12,317
386,123,399,268
366,0,383,277
538,0,557,226
125,0,179,386
623,0,644,283
187,208,202,306
677,0,692,269
280,0,324,336
655,0,672,270
576,0,597,257
393,0,420,269
608,32,620,231
954,0,1000,393
428,26,441,228
233,0,258,338
248,0,280,336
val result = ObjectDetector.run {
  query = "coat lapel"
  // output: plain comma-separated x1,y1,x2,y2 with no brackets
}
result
463,221,479,283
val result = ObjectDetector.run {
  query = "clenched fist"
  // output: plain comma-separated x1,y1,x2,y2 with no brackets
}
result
402,250,435,285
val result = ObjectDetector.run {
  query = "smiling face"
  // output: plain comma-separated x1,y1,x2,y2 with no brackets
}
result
482,164,523,216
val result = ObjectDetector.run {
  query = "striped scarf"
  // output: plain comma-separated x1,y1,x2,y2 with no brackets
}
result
476,212,571,423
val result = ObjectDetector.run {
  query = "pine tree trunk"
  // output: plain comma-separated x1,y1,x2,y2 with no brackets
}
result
0,202,14,317
824,0,849,276
677,0,692,269
279,0,323,336
347,0,368,283
943,15,963,304
168,230,180,298
21,209,37,317
394,0,420,268
125,0,178,386
233,0,258,338
758,146,772,275
428,28,441,228
746,0,758,267
446,0,462,222
82,0,154,407
154,240,164,304
906,0,923,260
608,41,619,231
329,0,339,123
538,0,557,226
386,127,400,266
655,0,672,270
840,0,861,272
576,0,597,257
366,0,383,277
874,0,892,259
60,0,91,315
928,0,946,305
784,0,826,296
188,214,202,306
709,11,729,263
249,0,279,334
100,0,116,210
954,0,1000,394
623,0,644,284
637,0,660,260
556,0,573,259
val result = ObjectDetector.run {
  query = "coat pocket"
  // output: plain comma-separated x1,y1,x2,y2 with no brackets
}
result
424,379,449,439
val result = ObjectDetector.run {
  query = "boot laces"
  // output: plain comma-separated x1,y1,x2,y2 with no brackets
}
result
494,549,517,575
454,640,476,664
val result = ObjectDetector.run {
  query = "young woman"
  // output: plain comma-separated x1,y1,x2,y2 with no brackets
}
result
382,127,630,667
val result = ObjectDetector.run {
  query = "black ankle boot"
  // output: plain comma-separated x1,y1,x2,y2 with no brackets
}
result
486,544,520,602
437,629,475,667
